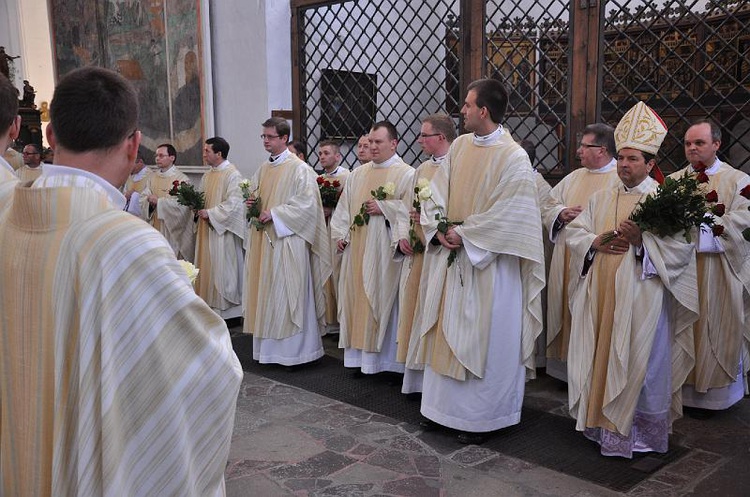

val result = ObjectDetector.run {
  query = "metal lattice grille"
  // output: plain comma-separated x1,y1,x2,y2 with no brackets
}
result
602,0,750,173
484,1,571,176
298,0,460,169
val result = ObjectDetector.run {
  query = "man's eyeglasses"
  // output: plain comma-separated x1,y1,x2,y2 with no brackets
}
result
579,143,603,149
260,134,280,140
22,151,40,155
419,133,442,139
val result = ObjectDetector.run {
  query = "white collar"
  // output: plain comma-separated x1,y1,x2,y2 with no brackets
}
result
691,157,721,175
372,154,400,169
587,158,617,174
621,176,656,194
34,164,126,209
323,165,345,176
211,159,230,171
270,149,291,165
472,125,505,146
431,153,448,164
157,165,178,177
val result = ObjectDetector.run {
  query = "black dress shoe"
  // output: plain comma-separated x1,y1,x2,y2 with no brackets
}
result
419,418,439,432
457,431,488,445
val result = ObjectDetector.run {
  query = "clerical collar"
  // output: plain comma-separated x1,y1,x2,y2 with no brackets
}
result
587,158,617,174
431,153,447,164
372,154,400,169
0,156,13,173
157,165,176,177
34,164,126,209
472,125,504,146
323,165,343,176
691,157,721,175
211,159,230,171
269,149,291,164
621,176,655,194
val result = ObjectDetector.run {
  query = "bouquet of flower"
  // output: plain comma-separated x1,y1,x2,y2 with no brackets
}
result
350,181,396,231
603,164,723,244
239,179,264,231
170,180,205,223
317,176,342,209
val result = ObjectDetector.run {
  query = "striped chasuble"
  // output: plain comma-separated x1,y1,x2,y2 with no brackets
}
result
243,155,331,339
321,166,350,326
544,166,620,362
330,159,414,352
407,132,546,381
0,178,242,496
195,163,246,310
566,179,698,435
669,163,750,392
396,158,442,363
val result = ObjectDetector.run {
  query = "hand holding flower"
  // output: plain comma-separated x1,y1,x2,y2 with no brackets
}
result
398,238,414,256
258,210,273,224
617,219,643,247
364,198,383,216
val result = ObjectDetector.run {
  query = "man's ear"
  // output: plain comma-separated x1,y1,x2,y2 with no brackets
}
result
45,121,56,148
9,115,21,140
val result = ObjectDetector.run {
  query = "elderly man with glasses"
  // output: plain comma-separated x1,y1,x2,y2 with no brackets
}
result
16,143,43,182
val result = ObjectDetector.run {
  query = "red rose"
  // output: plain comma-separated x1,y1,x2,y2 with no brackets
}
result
333,180,341,188
712,224,724,237
705,190,719,203
173,180,180,186
740,185,750,199
316,176,324,185
323,180,331,187
693,162,707,173
696,172,709,184
712,203,726,217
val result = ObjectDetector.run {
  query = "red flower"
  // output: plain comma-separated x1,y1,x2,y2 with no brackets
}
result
173,180,181,186
712,203,726,217
712,224,724,237
323,180,331,187
696,172,709,184
333,180,341,188
705,190,719,203
693,162,707,173
316,176,325,185
740,185,750,199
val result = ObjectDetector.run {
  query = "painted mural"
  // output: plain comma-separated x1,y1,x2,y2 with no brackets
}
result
49,0,206,165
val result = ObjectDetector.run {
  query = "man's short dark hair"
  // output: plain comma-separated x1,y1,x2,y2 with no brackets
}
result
582,123,616,158
467,79,508,124
318,140,340,154
23,143,42,155
262,117,291,142
157,143,177,162
421,114,457,142
50,67,138,152
206,137,230,160
0,74,19,136
372,120,398,141
691,120,722,142
288,140,306,157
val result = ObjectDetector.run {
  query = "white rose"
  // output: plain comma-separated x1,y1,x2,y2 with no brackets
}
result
382,182,396,196
178,259,200,285
239,179,250,188
417,178,430,190
418,187,432,201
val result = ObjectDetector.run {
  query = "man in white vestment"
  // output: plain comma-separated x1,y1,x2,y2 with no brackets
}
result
243,117,331,365
317,139,350,333
544,124,621,382
0,74,20,188
17,143,44,182
138,143,195,260
122,155,150,215
671,121,750,413
396,114,456,394
406,79,546,444
195,136,246,317
330,121,414,375
566,102,698,457
0,66,242,496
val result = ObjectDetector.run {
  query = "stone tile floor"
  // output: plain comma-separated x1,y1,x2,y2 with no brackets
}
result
225,334,750,497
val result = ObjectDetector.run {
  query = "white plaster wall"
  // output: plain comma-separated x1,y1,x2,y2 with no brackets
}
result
266,1,293,116
209,0,270,177
0,0,23,88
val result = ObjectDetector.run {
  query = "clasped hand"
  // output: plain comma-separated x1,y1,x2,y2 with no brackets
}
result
594,220,642,254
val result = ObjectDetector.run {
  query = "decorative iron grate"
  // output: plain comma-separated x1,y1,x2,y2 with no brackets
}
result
601,0,750,173
484,1,572,176
297,0,461,170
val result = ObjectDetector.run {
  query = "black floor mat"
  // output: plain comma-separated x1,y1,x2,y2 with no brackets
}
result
232,334,688,492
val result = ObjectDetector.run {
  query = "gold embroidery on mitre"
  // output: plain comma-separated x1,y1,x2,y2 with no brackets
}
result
614,101,668,155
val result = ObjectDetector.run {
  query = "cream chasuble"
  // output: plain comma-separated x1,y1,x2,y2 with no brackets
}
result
407,132,546,381
16,164,43,183
124,167,151,194
195,162,246,311
320,165,351,328
0,173,241,496
243,154,331,345
566,178,698,436
0,157,17,183
139,166,195,261
330,158,414,353
396,158,442,363
545,164,620,372
669,162,750,400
